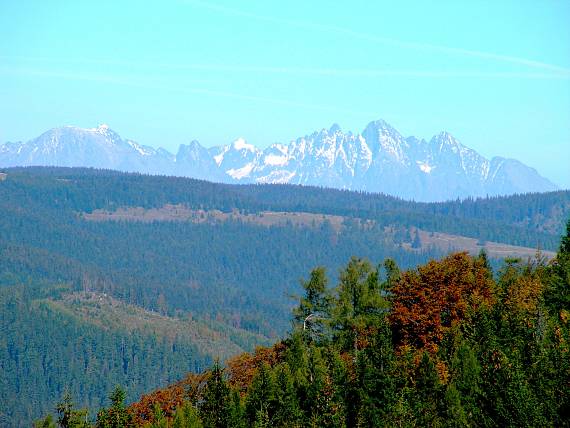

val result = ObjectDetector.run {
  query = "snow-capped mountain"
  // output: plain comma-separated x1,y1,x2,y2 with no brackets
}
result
0,120,557,201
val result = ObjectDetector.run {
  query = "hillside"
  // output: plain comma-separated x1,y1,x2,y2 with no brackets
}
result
0,167,568,426
0,284,267,426
36,230,570,427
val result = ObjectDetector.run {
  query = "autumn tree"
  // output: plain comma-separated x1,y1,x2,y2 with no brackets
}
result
389,252,494,353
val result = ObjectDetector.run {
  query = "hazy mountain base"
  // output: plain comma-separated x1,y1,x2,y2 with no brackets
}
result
0,119,558,201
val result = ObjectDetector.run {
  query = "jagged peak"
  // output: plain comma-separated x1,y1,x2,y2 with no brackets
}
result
329,123,341,133
187,139,203,148
364,118,394,131
429,131,465,153
177,140,203,152
432,131,459,143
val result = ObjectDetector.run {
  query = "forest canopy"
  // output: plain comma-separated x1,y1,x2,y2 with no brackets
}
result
36,219,570,427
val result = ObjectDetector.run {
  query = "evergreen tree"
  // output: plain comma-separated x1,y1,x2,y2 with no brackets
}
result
411,229,421,249
412,353,444,426
33,414,57,428
272,363,302,427
331,257,385,353
200,361,231,428
284,332,310,411
560,219,570,254
546,218,570,312
449,342,484,423
56,392,90,428
227,390,245,428
358,319,397,427
172,403,203,428
294,266,330,340
382,258,400,292
245,363,276,425
96,386,134,428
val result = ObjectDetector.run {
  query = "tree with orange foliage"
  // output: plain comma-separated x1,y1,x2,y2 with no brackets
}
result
389,252,495,353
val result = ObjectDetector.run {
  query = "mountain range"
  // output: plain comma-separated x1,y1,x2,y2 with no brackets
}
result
0,120,557,201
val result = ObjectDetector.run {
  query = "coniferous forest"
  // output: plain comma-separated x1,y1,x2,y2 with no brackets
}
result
35,222,570,427
0,167,569,426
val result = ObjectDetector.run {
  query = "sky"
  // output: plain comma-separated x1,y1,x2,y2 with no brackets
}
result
1,0,569,187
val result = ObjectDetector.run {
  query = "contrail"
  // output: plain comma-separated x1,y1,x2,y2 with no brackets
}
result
181,0,570,75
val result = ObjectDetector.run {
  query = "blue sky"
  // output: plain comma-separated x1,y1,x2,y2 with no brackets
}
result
1,0,569,187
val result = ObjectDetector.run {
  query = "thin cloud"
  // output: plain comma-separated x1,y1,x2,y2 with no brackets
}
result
1,57,568,80
181,0,570,75
0,66,373,116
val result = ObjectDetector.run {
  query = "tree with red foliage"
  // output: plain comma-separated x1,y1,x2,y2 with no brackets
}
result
389,252,494,353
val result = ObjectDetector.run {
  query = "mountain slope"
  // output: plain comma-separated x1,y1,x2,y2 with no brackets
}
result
0,120,557,201
0,284,268,427
0,167,567,426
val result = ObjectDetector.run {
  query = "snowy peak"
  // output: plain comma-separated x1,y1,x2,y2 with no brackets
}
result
430,131,464,153
231,137,255,152
362,119,409,164
0,120,557,201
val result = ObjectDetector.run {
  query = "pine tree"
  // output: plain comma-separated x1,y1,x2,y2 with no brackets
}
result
56,392,90,428
382,258,400,292
200,361,231,428
306,347,341,427
294,266,330,340
272,363,302,427
545,218,570,312
358,319,397,427
331,257,386,353
96,386,134,428
33,414,57,428
284,331,310,411
560,219,570,254
245,363,276,425
227,390,245,428
412,353,444,426
411,230,421,249
449,342,484,423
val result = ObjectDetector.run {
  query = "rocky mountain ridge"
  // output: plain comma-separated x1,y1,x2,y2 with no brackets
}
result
0,120,557,201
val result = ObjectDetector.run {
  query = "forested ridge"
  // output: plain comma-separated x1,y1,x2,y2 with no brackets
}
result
2,166,568,248
36,221,570,427
1,167,568,426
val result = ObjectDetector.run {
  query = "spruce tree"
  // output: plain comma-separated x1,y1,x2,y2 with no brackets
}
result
546,218,570,312
272,363,302,427
412,353,444,426
245,363,276,425
96,386,133,428
200,361,231,428
358,319,397,427
294,266,330,340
